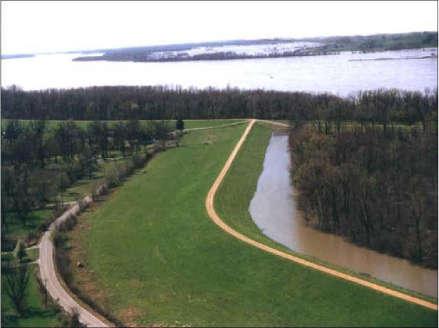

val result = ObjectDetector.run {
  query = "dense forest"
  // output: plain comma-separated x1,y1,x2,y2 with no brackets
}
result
313,31,437,52
289,121,437,268
2,86,437,128
72,32,437,62
1,119,171,250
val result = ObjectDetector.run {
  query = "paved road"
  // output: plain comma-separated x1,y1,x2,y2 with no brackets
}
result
205,119,437,311
35,120,252,328
38,118,435,328
38,196,112,327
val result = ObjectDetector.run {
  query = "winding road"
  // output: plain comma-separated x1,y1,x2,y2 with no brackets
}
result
38,119,436,328
35,122,249,327
39,196,112,327
205,119,437,311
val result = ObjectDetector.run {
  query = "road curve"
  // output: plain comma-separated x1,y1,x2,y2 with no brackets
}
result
39,196,112,327
205,119,437,311
36,127,248,328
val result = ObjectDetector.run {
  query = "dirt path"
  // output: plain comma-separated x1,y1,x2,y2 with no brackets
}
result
184,120,248,132
38,196,112,327
36,118,436,328
205,119,437,311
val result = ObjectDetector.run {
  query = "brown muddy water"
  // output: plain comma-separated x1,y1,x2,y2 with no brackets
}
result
249,133,437,298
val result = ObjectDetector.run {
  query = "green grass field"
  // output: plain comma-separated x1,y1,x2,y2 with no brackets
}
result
67,123,436,326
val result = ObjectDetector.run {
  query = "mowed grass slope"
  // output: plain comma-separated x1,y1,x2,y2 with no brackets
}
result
72,123,436,326
217,124,438,303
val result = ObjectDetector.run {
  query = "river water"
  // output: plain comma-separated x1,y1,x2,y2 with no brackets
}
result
1,48,437,96
249,133,437,298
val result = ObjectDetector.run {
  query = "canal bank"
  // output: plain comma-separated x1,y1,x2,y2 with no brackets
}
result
249,132,437,298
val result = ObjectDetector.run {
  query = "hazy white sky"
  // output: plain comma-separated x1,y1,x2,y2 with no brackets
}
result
1,1,437,55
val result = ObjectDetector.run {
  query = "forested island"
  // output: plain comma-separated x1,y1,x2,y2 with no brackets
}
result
72,31,437,62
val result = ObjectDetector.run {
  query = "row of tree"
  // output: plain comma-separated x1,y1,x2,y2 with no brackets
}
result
289,125,437,268
74,48,338,63
2,119,170,166
2,86,437,130
1,119,171,236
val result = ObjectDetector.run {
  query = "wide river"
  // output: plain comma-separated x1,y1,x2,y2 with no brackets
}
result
1,48,437,95
249,133,437,298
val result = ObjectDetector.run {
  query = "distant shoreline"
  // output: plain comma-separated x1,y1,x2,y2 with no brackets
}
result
72,50,338,63
349,54,437,62
1,54,35,60
71,31,438,63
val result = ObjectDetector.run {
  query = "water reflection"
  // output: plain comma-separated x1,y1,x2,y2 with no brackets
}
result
249,133,437,298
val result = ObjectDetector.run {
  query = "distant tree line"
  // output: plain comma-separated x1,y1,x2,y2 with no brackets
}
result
318,31,437,52
71,32,437,62
289,123,437,268
2,86,437,128
73,49,339,63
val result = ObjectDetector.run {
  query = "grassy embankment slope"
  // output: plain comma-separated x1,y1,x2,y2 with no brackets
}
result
3,120,243,245
2,119,241,327
68,122,436,326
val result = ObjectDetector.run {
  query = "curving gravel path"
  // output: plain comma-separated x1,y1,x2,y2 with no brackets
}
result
38,195,112,327
37,119,436,328
205,119,437,311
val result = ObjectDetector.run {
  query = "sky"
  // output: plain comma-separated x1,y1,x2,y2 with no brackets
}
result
1,1,437,55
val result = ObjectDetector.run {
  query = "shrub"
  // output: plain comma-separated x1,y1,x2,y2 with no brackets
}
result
103,164,120,188
57,215,77,232
13,240,27,262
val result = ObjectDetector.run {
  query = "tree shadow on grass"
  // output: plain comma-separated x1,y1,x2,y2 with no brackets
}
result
2,313,19,327
25,306,58,319
1,307,59,328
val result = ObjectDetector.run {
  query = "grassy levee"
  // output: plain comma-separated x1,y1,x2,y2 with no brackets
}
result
69,123,436,326
215,123,437,326
217,123,438,304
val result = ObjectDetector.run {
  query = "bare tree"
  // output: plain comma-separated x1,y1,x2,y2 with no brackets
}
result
4,262,30,315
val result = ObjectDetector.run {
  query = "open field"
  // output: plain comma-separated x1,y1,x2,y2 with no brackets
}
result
66,123,436,326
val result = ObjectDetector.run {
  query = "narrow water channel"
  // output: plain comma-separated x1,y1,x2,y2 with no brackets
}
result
249,133,437,298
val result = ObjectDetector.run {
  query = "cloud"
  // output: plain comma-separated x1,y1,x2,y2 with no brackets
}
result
1,1,437,54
